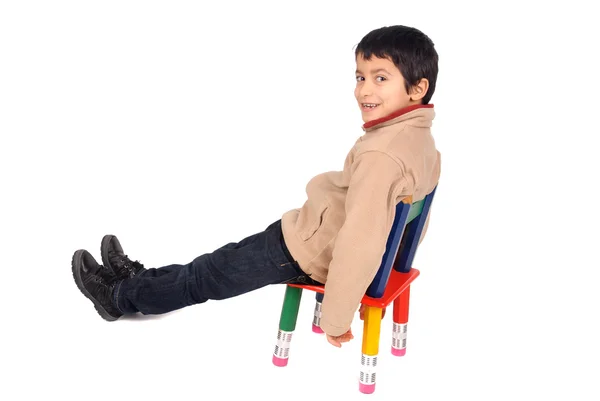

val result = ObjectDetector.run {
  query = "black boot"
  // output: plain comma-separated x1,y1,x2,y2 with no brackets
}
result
101,234,146,280
71,249,122,321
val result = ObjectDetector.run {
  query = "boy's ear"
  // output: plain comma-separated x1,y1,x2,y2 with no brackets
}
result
409,78,429,102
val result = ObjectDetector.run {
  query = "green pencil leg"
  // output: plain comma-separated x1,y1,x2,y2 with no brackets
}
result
272,286,302,367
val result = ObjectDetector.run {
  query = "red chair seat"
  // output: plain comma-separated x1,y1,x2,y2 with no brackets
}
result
288,268,419,309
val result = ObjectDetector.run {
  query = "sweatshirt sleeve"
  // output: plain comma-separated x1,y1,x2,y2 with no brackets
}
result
319,151,407,337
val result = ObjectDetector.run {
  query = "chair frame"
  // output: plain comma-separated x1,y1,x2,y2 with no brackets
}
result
272,187,436,394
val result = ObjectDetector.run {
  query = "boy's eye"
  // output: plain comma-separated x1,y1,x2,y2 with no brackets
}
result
376,76,386,82
356,76,365,82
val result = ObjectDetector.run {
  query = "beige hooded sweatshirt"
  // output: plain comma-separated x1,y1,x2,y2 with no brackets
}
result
281,104,441,336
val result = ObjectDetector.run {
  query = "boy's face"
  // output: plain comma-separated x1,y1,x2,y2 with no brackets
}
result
354,53,416,123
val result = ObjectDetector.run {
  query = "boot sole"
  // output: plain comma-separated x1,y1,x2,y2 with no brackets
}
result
71,249,120,322
100,234,116,274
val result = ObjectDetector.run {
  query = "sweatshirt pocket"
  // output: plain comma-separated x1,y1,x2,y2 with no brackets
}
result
299,201,330,242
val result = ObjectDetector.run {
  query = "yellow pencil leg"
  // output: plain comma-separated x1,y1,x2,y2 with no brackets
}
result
359,306,383,394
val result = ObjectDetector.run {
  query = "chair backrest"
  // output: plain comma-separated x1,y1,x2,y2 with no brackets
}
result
365,186,437,298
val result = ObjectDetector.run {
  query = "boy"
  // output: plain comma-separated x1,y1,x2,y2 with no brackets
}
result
71,24,441,348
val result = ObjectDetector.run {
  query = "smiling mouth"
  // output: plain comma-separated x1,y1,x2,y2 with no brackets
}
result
362,103,380,111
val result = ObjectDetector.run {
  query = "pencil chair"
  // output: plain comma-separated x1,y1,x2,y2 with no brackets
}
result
272,186,436,394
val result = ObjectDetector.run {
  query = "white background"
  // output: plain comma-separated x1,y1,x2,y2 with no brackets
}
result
1,1,599,400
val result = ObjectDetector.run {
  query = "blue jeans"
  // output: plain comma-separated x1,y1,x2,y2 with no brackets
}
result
113,219,320,315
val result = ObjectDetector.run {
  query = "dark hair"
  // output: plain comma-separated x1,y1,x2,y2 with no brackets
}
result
355,25,438,104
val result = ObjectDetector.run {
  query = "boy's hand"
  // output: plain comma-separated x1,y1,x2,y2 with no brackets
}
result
359,304,386,320
326,328,354,347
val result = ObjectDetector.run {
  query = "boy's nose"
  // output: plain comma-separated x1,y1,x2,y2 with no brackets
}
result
358,82,374,98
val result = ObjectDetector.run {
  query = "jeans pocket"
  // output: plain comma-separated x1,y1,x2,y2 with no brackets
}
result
280,274,309,285
280,276,299,285
278,261,311,285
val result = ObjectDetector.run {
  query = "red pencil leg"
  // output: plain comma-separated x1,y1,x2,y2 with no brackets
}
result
391,286,410,356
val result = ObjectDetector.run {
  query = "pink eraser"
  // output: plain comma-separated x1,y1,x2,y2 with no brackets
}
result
272,355,288,367
359,382,376,394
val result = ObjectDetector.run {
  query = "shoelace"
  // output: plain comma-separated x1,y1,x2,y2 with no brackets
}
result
92,270,119,287
113,254,141,277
